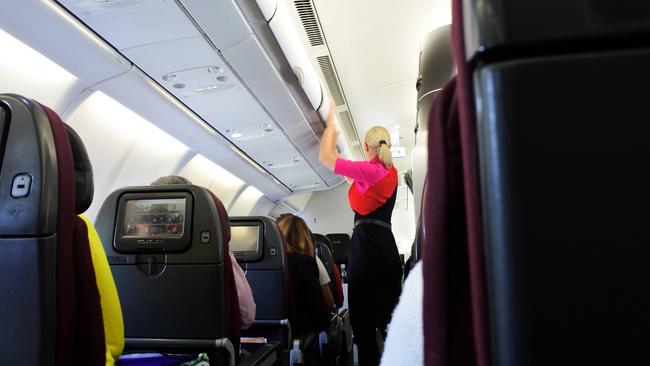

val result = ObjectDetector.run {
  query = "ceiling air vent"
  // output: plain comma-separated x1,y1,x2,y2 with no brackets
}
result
338,110,359,143
317,55,345,105
294,0,325,46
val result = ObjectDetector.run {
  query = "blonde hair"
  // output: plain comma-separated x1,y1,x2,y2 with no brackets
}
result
364,126,393,168
276,213,315,257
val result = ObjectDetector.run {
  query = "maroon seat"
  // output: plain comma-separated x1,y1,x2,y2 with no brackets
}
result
420,1,491,364
206,190,242,360
0,94,107,366
43,103,106,366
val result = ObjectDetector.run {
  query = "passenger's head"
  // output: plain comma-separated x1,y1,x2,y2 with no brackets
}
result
364,126,393,168
276,213,315,257
151,175,192,186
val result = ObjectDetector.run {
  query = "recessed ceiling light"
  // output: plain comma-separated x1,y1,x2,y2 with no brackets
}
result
193,85,221,93
231,132,242,138
262,161,274,167
162,73,176,82
216,75,229,82
293,156,301,163
262,123,274,132
173,83,186,89
207,66,223,74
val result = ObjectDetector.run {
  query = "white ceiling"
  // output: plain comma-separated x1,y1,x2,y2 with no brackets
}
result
310,0,451,172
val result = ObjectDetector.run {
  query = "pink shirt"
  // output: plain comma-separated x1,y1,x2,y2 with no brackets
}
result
334,157,390,192
334,157,398,215
229,251,256,329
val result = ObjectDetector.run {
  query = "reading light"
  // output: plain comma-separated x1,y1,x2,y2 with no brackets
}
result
162,73,176,82
207,66,223,73
262,123,274,132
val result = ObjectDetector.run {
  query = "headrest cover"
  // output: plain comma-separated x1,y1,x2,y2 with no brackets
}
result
65,124,94,214
207,190,231,243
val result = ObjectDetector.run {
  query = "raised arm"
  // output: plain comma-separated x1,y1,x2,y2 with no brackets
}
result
318,102,339,170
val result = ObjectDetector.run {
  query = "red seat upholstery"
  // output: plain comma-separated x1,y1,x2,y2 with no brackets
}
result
420,1,490,364
39,103,107,366
206,190,242,360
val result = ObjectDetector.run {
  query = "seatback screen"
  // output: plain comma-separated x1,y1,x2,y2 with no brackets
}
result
230,226,259,252
123,198,186,238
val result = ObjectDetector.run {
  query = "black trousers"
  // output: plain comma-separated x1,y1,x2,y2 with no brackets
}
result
353,322,388,366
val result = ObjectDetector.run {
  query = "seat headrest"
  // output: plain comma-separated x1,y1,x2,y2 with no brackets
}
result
206,190,231,243
65,124,94,214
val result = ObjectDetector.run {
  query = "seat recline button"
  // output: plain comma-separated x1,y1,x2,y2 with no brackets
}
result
11,174,32,198
201,231,211,243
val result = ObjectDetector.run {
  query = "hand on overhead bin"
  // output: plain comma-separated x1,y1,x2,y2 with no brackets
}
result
326,99,336,129
319,99,340,170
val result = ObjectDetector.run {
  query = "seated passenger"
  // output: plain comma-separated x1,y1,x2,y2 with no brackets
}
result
151,175,256,329
276,213,334,333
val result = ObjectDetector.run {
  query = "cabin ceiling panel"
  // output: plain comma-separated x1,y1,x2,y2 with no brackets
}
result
221,35,304,130
347,80,417,135
198,145,290,201
178,0,252,49
59,0,198,50
1,0,131,97
325,8,449,102
310,0,449,42
95,69,220,151
114,32,326,191
53,0,341,196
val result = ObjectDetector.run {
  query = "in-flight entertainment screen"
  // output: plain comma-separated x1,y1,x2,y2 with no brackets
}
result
122,198,186,238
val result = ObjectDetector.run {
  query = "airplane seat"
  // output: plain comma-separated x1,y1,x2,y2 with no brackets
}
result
312,234,342,307
205,189,242,357
424,0,650,365
233,217,345,366
0,94,121,366
312,234,343,363
231,216,318,365
324,233,350,281
65,122,125,366
95,185,248,366
412,218,423,265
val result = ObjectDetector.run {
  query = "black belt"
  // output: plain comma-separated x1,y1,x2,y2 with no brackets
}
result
354,219,392,230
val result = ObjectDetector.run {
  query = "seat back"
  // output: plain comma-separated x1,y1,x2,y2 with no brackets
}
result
325,233,349,266
465,0,650,364
0,94,111,366
230,216,294,346
0,94,59,365
95,185,238,361
313,234,343,308
313,234,334,277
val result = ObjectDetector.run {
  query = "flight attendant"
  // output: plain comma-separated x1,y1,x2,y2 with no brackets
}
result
319,106,403,366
